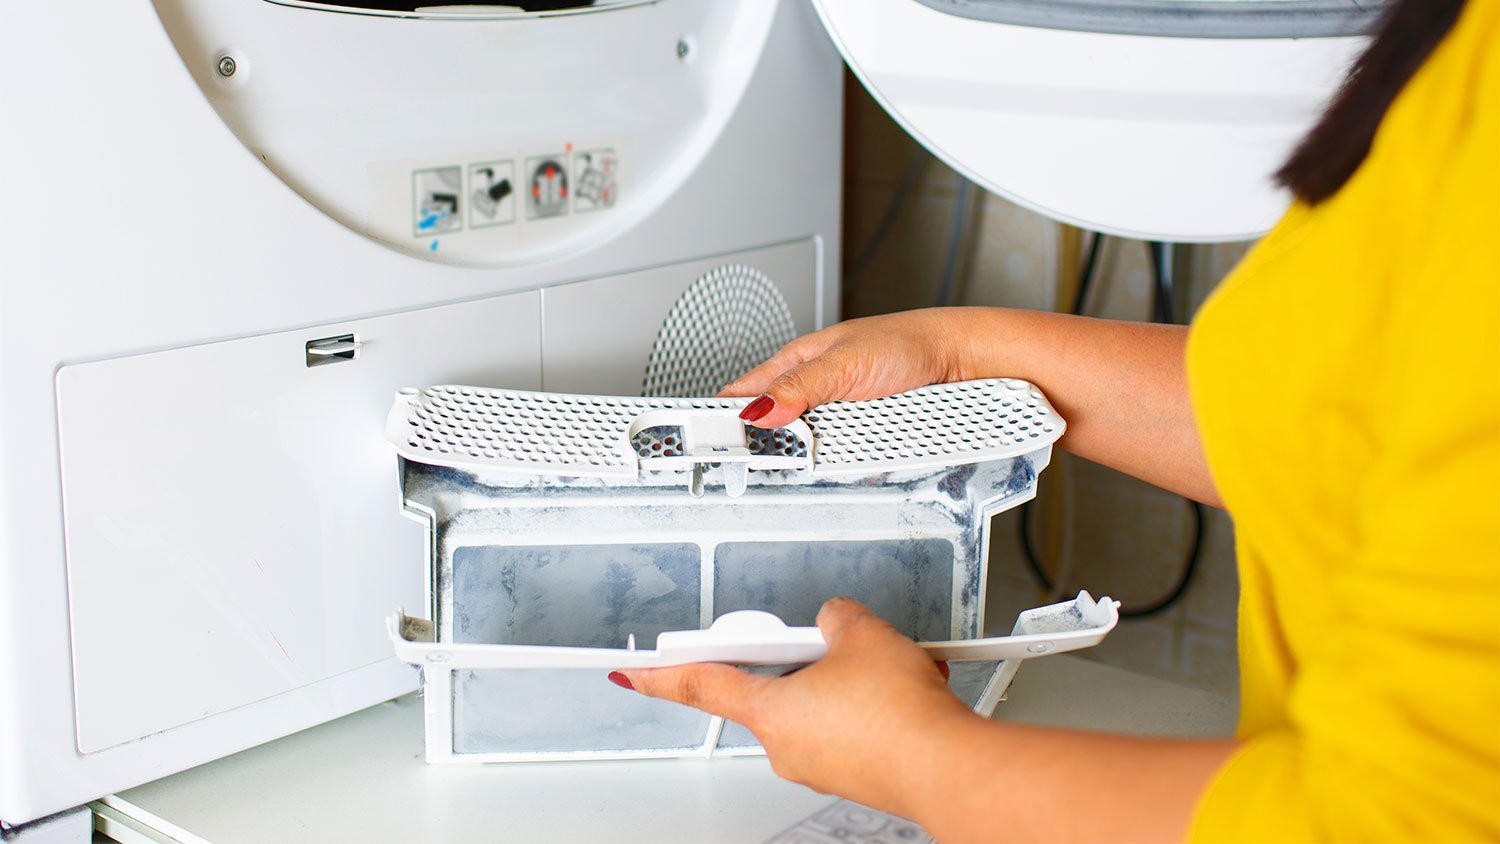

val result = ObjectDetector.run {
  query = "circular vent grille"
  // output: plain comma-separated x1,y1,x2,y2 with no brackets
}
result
642,264,797,398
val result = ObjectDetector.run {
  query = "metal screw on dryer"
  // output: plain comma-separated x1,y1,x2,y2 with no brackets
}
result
216,55,237,78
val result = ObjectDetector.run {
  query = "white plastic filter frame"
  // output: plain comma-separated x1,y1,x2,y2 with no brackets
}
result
384,379,1101,763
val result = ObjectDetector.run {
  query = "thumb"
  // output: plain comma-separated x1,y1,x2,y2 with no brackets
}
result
739,352,853,429
615,663,772,726
814,596,892,650
815,598,950,679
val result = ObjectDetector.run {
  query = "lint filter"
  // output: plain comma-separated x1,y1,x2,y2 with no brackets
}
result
385,378,1120,762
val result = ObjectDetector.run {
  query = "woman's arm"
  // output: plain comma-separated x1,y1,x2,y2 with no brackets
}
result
725,307,1221,507
616,599,1237,843
917,713,1236,843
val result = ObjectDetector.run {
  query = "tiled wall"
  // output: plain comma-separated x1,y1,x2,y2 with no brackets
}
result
841,75,1253,697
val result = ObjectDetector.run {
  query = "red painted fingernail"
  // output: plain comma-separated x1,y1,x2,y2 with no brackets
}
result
740,395,775,422
607,671,635,691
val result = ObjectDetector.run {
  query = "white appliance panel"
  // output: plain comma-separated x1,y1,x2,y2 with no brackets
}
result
0,0,840,824
150,0,779,266
57,292,542,753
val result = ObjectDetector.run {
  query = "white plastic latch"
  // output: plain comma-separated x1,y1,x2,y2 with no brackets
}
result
626,408,812,497
683,412,751,498
683,413,747,452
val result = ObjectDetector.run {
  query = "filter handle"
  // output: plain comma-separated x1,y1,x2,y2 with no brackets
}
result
388,592,1119,670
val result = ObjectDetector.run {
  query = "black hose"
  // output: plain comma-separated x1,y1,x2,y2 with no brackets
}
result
1017,234,1206,619
842,149,929,302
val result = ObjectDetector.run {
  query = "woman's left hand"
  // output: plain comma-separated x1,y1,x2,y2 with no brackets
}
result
612,598,978,820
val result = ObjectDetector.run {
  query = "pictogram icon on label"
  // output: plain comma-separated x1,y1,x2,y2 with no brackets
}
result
573,148,618,212
526,154,569,220
469,160,515,229
413,166,463,237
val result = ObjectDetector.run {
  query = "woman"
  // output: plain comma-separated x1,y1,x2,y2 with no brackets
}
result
610,0,1500,839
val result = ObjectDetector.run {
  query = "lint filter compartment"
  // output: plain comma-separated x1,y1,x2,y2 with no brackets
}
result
386,379,1116,762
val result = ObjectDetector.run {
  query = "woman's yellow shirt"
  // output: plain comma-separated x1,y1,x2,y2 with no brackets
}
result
1185,1,1500,839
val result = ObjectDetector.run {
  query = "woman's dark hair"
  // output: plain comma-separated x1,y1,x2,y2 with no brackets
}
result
1276,0,1468,204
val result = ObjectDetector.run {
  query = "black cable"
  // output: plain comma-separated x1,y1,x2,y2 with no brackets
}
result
842,149,929,302
936,176,973,307
1148,241,1175,323
1127,500,1206,617
1070,230,1104,316
1017,234,1207,618
1022,492,1206,618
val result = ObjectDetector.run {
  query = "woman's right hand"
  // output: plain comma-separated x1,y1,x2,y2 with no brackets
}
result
722,308,969,429
728,305,1221,505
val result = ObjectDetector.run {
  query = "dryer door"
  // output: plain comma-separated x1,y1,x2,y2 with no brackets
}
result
812,0,1379,242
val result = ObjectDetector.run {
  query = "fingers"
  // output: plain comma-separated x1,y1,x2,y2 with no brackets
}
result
719,348,806,398
718,331,837,398
616,662,772,726
720,329,854,427
721,312,957,427
739,350,857,429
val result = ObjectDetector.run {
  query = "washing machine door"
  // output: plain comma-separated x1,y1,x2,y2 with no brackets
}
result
812,0,1381,242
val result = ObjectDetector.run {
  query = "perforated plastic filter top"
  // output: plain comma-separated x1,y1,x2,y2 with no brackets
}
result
388,378,1064,486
